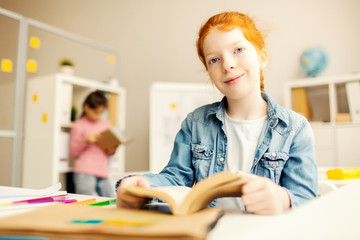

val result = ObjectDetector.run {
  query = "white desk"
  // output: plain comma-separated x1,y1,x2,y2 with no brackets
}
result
208,179,360,240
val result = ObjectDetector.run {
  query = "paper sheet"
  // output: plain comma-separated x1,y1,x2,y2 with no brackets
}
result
0,183,65,203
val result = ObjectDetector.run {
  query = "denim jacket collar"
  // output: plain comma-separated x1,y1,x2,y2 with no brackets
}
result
206,91,289,128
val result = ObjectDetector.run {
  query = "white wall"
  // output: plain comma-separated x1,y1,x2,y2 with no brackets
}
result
1,0,360,172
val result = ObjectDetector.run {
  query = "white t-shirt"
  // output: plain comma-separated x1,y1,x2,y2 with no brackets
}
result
215,112,267,210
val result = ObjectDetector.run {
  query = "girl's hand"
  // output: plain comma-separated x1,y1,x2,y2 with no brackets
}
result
85,133,98,143
239,172,290,215
116,176,150,209
104,146,117,156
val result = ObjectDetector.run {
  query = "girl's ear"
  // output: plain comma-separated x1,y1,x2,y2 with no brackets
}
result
259,48,269,69
83,104,90,113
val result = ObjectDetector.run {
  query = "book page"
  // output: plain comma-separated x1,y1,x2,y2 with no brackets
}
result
178,171,247,215
152,186,192,207
111,127,134,144
121,185,192,214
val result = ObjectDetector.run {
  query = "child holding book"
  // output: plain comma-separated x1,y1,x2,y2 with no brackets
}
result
70,91,116,197
116,11,318,215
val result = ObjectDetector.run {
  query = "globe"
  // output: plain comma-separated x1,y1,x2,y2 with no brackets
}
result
300,47,328,77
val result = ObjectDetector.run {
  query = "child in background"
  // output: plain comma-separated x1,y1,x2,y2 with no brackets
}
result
70,91,116,197
116,11,318,215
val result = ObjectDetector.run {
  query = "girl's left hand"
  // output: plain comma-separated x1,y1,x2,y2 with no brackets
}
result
105,146,117,156
239,172,290,215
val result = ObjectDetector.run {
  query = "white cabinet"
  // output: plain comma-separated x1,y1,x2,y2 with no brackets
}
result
22,73,126,189
311,125,336,166
284,73,360,167
149,82,222,173
335,125,360,167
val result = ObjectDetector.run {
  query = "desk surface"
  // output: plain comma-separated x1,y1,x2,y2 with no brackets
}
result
1,180,359,240
208,179,360,240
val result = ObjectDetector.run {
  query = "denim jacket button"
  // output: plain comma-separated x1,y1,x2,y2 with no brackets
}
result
195,154,199,158
219,157,225,162
272,164,277,169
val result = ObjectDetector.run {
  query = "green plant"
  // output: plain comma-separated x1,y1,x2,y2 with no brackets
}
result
59,58,74,67
71,105,77,121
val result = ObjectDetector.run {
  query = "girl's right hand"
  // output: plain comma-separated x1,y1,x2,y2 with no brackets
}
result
116,176,150,209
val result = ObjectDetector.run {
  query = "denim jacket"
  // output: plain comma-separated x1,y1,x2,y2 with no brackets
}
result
120,92,318,208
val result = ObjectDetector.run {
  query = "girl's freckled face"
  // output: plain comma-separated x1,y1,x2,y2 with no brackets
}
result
203,27,264,101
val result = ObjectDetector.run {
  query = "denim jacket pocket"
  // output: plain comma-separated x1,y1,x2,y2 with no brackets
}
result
258,152,288,184
191,143,213,182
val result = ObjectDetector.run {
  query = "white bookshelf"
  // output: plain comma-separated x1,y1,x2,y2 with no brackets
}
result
284,72,360,167
22,73,126,189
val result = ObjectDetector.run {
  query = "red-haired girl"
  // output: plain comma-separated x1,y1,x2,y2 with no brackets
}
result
116,12,317,215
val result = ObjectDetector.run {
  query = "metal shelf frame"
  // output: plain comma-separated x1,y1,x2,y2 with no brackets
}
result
0,7,120,187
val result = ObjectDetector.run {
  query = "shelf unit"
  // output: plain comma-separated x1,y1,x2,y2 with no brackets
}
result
284,73,360,167
22,73,126,189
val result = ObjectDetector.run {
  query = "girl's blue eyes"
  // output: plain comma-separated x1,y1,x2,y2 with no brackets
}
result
210,58,219,64
235,48,244,53
208,47,245,65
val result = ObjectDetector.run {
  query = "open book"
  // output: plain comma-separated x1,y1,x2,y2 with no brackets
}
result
121,171,248,216
95,127,133,151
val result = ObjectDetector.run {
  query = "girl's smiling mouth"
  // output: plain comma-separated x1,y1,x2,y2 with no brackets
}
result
224,73,245,84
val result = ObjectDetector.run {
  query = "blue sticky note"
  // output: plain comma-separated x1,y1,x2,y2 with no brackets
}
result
70,219,104,224
84,219,104,224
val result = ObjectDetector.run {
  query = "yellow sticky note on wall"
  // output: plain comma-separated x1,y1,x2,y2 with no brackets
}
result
26,59,37,73
1,59,13,72
108,55,116,64
33,94,38,102
42,113,48,123
29,36,41,49
170,103,177,109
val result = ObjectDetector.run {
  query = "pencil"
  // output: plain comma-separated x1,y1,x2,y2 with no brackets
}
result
88,199,116,206
69,198,96,206
0,194,67,206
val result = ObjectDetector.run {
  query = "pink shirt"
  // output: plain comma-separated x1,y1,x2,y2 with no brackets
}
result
69,116,112,178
